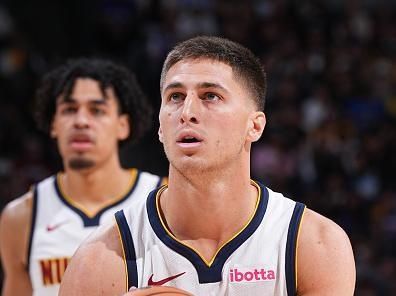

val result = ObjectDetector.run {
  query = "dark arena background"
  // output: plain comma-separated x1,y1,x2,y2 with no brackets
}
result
0,0,395,294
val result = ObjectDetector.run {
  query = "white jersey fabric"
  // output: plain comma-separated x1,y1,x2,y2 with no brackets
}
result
28,169,164,296
116,181,305,296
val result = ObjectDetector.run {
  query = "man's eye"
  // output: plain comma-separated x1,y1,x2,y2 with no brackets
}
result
91,107,105,115
61,106,77,114
170,93,184,102
204,93,220,101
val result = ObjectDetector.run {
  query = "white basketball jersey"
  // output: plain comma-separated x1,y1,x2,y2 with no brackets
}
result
116,181,305,296
28,169,164,296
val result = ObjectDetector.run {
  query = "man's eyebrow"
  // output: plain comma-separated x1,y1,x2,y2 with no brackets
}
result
57,96,108,105
197,82,228,92
88,99,107,105
163,82,184,93
163,82,228,93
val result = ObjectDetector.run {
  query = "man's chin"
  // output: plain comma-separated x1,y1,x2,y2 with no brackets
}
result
68,158,96,170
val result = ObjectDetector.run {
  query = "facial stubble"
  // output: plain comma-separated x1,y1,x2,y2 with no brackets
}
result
68,157,96,170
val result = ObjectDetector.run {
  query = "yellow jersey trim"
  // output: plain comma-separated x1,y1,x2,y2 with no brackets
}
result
160,177,168,186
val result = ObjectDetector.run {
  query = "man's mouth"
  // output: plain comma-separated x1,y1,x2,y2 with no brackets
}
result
178,136,201,144
176,133,203,150
69,135,94,151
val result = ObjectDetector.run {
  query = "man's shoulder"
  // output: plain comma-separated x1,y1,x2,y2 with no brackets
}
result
0,173,57,250
1,191,34,226
300,209,350,244
0,190,35,266
62,220,122,271
296,208,356,294
59,220,126,295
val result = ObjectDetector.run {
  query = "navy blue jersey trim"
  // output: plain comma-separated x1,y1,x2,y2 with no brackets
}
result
115,210,138,289
54,171,141,227
147,181,269,284
285,202,305,296
26,185,38,271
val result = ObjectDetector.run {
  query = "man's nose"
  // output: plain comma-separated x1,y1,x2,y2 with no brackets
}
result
73,109,90,128
180,93,200,124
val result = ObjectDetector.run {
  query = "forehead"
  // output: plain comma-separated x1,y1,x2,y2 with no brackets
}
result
163,58,240,91
57,78,116,104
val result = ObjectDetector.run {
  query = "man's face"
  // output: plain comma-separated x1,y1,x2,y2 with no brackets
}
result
51,78,129,171
159,58,265,175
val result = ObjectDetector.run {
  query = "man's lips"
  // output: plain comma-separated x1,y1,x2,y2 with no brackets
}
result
70,141,93,150
176,130,203,143
69,135,94,150
176,131,203,149
176,141,202,149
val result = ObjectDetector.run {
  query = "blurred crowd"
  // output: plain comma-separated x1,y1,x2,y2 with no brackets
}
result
0,0,395,294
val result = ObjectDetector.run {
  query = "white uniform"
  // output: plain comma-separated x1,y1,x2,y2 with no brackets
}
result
116,181,305,296
28,169,164,296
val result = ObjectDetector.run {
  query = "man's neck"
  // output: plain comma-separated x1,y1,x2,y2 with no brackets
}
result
160,167,259,262
60,162,133,211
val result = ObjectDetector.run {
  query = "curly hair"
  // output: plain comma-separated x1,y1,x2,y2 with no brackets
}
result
160,36,266,111
34,58,152,144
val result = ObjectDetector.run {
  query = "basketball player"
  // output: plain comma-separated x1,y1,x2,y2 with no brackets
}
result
0,58,166,296
59,37,356,295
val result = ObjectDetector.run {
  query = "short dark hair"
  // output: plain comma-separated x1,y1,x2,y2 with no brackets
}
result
34,58,152,144
160,36,267,110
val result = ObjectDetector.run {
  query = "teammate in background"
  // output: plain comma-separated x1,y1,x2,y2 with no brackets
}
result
0,58,166,296
59,37,356,295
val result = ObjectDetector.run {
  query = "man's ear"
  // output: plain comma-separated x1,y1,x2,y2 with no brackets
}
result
118,115,130,140
50,121,57,138
247,111,266,143
158,126,164,143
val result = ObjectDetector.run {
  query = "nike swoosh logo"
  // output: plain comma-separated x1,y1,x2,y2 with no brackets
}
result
46,221,69,232
147,272,185,286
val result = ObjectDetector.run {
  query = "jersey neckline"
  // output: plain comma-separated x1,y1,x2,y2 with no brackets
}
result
146,180,269,284
54,169,140,227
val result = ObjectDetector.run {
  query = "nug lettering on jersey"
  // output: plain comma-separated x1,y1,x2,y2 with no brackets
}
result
39,257,70,285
